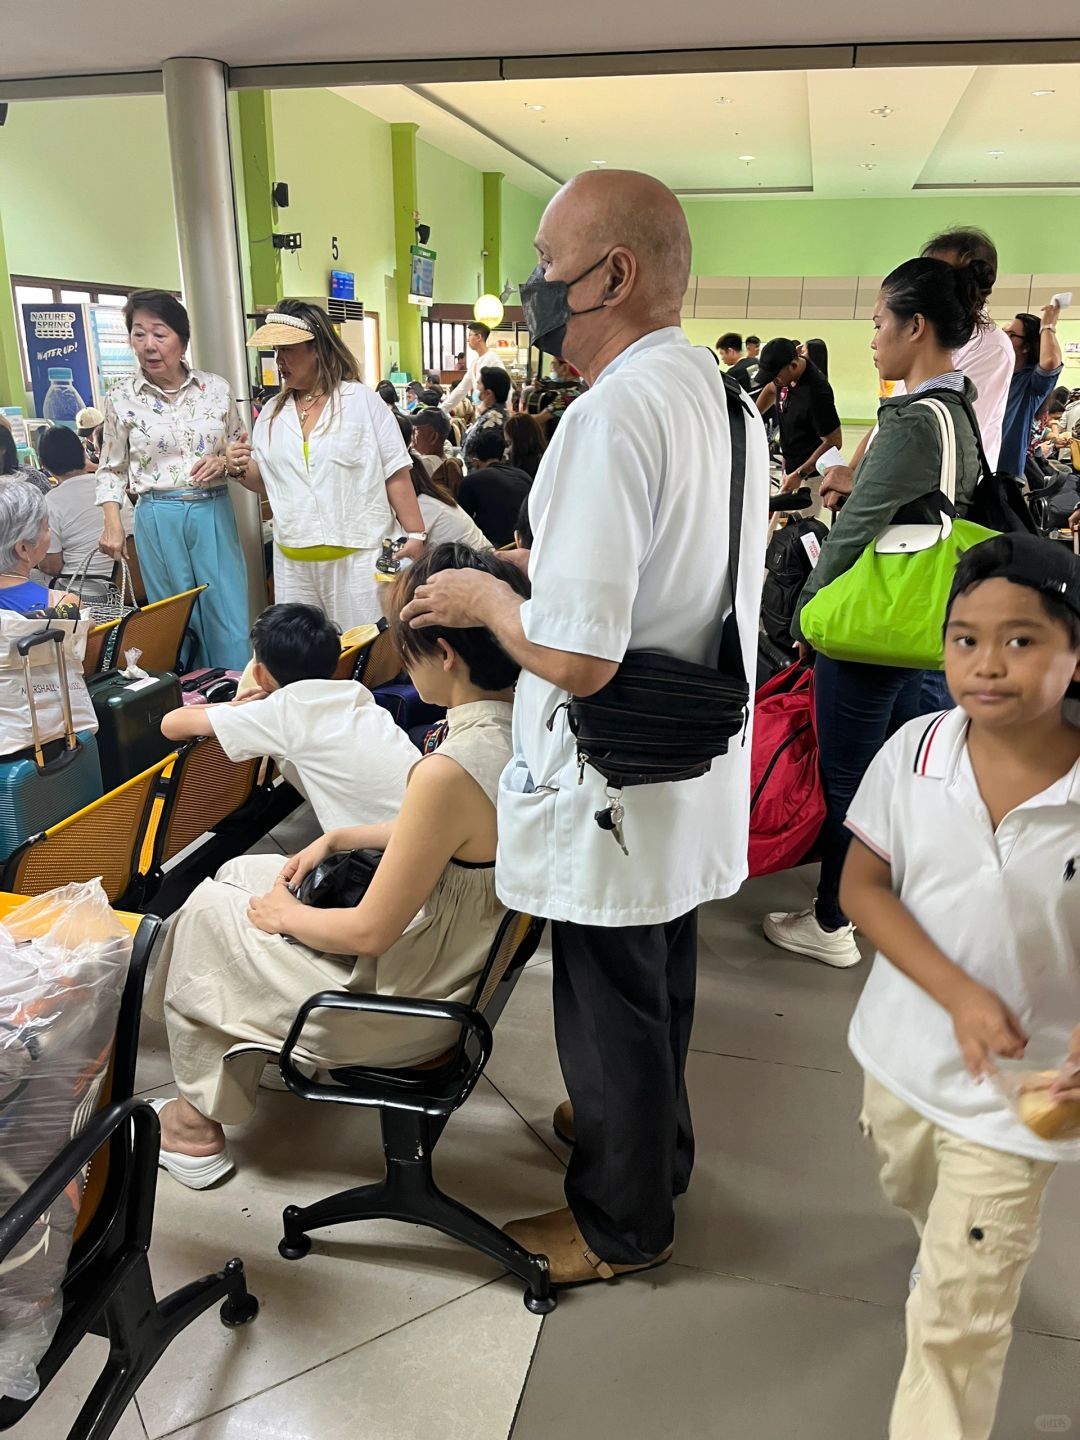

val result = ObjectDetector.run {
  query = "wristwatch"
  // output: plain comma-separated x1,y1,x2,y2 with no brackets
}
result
404,531,428,543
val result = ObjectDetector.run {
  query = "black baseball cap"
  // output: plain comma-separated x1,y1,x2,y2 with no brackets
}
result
413,407,450,442
753,338,799,390
948,534,1080,625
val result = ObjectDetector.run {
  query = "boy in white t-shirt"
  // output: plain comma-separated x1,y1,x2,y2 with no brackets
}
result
840,534,1080,1440
161,603,417,832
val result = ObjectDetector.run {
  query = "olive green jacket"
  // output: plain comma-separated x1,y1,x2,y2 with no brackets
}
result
793,378,981,642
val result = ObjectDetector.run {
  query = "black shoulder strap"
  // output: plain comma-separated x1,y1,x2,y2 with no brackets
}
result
719,371,750,680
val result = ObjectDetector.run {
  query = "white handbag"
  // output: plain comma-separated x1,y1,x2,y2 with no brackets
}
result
0,618,97,757
873,397,957,556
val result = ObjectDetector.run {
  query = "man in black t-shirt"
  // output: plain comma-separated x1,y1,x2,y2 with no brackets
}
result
716,331,756,393
755,337,842,489
458,428,532,547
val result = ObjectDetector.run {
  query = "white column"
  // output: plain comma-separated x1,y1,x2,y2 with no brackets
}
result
162,57,265,624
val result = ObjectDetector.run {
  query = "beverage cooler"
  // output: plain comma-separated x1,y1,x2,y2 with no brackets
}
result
21,302,135,424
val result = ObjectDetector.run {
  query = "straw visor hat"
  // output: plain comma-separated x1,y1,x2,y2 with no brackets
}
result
247,311,316,347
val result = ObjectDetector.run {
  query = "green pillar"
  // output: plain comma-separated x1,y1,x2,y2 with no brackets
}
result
391,123,422,379
237,90,282,309
0,210,25,410
482,172,503,298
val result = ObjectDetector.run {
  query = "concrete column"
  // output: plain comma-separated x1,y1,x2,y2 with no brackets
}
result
161,57,266,623
482,172,504,299
390,122,422,378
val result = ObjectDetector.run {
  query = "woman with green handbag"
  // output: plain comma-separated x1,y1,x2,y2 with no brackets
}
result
764,257,988,968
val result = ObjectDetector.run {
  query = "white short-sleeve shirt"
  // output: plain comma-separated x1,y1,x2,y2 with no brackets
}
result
207,679,418,833
847,707,1080,1164
495,328,770,926
252,381,412,551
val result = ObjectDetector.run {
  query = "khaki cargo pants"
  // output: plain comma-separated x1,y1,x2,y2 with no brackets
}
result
860,1074,1057,1440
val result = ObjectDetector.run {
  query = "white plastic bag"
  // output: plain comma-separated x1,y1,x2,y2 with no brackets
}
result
0,880,132,1401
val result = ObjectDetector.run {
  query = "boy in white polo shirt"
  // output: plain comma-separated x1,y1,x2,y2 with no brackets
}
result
161,603,417,832
840,534,1080,1440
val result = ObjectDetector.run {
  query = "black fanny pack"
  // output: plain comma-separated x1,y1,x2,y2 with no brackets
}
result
294,848,382,908
549,373,752,806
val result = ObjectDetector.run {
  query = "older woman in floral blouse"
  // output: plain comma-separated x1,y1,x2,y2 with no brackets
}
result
96,291,255,669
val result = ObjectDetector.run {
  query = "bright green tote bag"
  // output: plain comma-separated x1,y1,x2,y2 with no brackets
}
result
800,398,997,670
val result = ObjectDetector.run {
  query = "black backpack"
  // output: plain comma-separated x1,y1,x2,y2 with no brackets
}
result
761,515,828,652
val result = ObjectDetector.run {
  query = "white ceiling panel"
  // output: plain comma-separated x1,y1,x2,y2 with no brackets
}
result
3,1,1080,86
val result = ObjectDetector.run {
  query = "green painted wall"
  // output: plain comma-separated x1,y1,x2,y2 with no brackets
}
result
683,196,1080,423
415,140,484,306
270,88,397,360
0,96,180,289
502,182,547,292
683,196,1080,277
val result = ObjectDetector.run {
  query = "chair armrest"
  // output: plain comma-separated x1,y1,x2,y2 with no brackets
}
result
279,990,493,1117
0,1097,157,1260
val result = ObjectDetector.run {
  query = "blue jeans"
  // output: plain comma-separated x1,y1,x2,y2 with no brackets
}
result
813,656,923,929
134,491,251,671
919,669,955,714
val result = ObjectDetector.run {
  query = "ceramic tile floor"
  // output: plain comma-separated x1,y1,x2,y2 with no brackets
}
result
16,857,1080,1439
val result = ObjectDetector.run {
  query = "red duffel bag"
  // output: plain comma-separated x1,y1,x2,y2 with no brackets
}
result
748,661,824,878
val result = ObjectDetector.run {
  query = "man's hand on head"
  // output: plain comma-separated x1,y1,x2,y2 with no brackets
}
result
401,568,507,631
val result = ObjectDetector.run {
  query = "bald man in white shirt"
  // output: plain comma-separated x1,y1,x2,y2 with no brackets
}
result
403,169,769,1286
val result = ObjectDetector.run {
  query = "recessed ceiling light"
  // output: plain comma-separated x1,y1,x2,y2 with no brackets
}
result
738,154,755,162
988,148,1005,158
860,162,877,170
870,105,893,118
525,103,545,112
592,159,607,166
1032,89,1055,97
714,96,733,105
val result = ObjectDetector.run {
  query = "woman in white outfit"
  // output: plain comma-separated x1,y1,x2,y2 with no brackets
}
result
225,301,428,628
145,543,529,1187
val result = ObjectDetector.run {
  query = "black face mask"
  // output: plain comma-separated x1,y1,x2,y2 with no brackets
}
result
519,253,611,357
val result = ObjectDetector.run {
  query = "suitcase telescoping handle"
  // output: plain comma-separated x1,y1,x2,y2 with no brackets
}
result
17,628,78,769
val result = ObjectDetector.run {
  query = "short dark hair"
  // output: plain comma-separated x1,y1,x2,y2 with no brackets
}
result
746,335,761,346
514,497,533,549
124,290,190,347
1013,313,1042,369
38,425,87,476
0,428,20,476
921,226,998,304
468,322,491,341
376,380,399,406
414,407,450,443
395,413,414,446
480,367,510,404
387,543,530,691
251,603,342,686
947,539,1080,648
716,332,743,352
471,427,507,463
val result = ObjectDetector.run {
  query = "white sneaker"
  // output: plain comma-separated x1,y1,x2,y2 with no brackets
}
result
762,908,862,968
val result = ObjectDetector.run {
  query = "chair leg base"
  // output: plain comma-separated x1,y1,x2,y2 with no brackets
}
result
219,1257,260,1326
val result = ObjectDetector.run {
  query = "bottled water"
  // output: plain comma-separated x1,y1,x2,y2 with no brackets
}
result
41,369,86,430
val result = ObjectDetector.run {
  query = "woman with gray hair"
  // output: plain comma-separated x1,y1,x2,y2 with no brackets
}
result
0,480,77,613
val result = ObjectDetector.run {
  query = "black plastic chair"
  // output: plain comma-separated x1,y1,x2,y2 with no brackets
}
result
275,912,556,1314
0,915,259,1440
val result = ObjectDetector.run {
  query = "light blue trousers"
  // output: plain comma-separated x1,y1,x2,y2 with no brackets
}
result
133,491,251,671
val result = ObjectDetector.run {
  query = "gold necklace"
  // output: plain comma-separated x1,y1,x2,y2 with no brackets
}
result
295,390,326,424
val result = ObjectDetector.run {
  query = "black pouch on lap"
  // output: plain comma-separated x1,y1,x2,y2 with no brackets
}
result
294,848,383,908
548,373,751,790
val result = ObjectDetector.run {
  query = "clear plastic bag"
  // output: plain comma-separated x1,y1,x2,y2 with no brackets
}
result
0,880,132,1401
992,1059,1080,1143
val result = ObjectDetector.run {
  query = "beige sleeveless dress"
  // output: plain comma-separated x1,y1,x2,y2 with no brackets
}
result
145,700,512,1126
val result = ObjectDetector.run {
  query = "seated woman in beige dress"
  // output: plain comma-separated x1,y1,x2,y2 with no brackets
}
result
145,543,529,1189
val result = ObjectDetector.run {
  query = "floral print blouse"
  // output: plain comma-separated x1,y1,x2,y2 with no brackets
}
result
94,369,243,506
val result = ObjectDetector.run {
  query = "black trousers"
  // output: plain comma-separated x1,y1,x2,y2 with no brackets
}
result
550,909,698,1266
